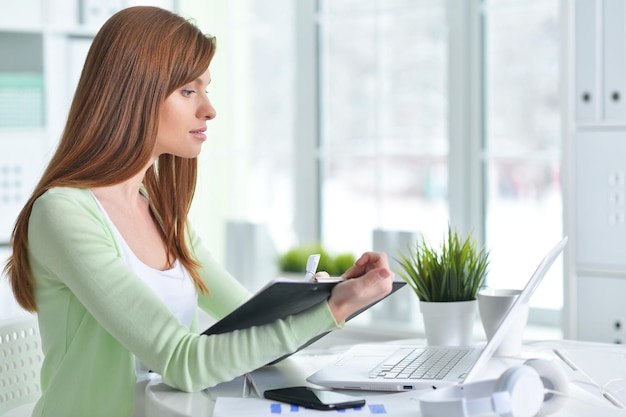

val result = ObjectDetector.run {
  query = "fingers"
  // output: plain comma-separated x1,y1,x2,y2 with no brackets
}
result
355,251,388,267
327,266,394,323
362,267,394,288
343,251,391,279
352,268,394,298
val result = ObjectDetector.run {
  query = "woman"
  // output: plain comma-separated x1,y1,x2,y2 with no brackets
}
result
3,6,394,417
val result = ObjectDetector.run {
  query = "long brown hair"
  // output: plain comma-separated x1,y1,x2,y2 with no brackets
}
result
4,6,214,311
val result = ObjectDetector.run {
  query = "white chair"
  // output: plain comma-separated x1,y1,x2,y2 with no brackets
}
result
0,315,42,417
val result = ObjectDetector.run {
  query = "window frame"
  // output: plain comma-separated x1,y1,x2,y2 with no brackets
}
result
306,0,562,330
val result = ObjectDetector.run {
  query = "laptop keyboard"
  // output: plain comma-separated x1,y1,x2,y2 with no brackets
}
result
368,347,471,380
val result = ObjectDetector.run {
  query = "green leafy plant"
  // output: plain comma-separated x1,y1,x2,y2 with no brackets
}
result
278,244,356,276
395,227,489,302
331,253,358,275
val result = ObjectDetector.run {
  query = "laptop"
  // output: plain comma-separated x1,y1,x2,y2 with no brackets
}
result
307,236,568,391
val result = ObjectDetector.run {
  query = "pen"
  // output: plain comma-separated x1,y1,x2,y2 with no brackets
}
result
304,254,321,282
304,253,346,283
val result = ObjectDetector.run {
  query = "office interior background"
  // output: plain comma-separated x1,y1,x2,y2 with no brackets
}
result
0,0,620,344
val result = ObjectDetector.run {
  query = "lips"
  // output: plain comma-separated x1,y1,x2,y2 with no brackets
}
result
190,127,207,140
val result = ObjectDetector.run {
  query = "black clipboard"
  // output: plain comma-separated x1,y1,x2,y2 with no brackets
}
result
202,279,406,362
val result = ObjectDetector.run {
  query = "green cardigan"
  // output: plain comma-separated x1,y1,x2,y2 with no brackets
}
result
27,187,340,417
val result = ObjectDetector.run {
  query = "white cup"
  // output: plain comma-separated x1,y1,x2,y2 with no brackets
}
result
477,288,529,356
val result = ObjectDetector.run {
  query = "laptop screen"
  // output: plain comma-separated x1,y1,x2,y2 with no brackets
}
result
464,236,568,383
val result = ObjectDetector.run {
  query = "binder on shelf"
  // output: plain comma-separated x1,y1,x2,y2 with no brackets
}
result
603,0,626,122
575,131,626,268
574,0,599,123
0,73,44,128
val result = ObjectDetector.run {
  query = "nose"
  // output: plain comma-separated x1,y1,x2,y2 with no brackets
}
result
200,94,216,120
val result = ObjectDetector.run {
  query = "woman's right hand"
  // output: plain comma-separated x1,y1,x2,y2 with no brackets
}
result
326,252,395,323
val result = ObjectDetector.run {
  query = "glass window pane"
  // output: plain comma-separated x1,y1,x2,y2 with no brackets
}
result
322,156,449,255
378,11,448,146
320,0,437,14
190,0,297,255
485,161,563,309
319,0,376,13
485,2,560,153
319,3,448,252
483,1,562,310
321,14,378,153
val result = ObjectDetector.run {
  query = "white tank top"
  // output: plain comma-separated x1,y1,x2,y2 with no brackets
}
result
91,192,197,380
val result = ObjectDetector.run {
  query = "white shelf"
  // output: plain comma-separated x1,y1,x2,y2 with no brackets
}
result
0,1,96,240
0,1,179,244
0,0,43,29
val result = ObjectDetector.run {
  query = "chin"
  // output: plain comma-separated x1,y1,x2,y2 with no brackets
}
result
176,146,203,159
179,153,201,160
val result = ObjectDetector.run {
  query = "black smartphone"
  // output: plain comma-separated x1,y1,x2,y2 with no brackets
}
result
263,386,366,411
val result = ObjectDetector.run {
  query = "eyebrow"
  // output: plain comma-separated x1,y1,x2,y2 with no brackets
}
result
195,77,211,87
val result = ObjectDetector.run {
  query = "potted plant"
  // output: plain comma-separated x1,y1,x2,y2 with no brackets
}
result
395,226,489,346
278,243,356,278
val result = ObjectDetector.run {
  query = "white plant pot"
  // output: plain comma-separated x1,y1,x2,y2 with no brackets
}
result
419,300,477,346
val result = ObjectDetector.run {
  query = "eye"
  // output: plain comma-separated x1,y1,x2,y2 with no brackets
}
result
181,89,196,97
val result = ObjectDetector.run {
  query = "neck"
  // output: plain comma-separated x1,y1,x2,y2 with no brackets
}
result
90,170,147,210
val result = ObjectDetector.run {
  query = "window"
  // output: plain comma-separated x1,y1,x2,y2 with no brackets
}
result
482,0,562,315
317,0,563,323
318,0,449,255
184,0,563,326
183,1,298,263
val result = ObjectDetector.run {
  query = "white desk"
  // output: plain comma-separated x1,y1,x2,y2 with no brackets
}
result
145,339,626,417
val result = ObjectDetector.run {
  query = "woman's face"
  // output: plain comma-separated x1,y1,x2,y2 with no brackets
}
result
154,67,215,159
